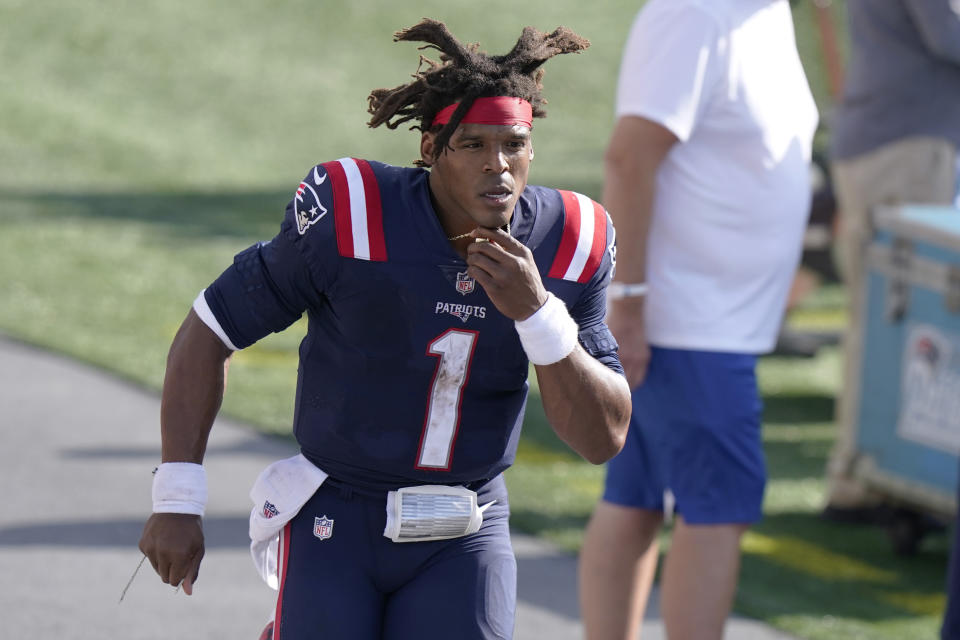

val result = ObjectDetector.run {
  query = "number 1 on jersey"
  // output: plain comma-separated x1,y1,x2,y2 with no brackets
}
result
417,329,478,469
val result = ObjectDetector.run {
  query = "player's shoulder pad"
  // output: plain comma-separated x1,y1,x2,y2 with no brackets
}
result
288,158,389,262
544,188,613,284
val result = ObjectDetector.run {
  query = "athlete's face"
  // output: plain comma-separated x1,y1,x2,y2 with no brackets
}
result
422,122,534,234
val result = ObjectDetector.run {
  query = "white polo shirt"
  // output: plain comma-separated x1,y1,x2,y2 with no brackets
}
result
616,0,818,353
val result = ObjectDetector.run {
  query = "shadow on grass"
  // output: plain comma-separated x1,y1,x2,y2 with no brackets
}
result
763,438,831,481
763,434,833,482
764,392,835,425
756,511,951,566
510,505,951,625
0,174,604,244
0,515,249,548
761,393,835,480
738,510,950,623
0,188,290,241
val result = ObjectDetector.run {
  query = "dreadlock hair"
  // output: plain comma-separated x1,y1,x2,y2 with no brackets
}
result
367,18,590,167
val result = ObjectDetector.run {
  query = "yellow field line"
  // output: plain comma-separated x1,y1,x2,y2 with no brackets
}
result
742,531,896,583
873,590,946,616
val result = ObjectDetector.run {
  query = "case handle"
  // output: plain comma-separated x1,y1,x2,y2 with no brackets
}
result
885,238,912,322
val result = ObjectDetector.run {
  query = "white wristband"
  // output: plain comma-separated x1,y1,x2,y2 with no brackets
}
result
514,293,578,365
607,282,648,300
152,462,208,516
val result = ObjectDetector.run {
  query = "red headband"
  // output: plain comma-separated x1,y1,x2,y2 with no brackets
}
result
432,97,533,128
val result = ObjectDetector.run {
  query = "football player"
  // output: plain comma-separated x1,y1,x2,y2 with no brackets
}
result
139,18,630,640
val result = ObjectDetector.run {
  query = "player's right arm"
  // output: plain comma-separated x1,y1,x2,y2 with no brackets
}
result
138,309,233,595
138,163,336,593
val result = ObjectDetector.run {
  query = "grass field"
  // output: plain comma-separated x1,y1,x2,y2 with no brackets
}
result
1,1,951,638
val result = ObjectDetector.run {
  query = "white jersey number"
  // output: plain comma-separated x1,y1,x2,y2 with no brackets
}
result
417,329,478,469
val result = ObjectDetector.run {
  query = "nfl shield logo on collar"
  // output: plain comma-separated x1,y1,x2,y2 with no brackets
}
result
456,271,475,296
314,515,334,540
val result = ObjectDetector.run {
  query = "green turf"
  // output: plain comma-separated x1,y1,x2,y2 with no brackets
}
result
2,1,949,638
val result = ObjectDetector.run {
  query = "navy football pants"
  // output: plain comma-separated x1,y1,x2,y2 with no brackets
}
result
272,481,516,639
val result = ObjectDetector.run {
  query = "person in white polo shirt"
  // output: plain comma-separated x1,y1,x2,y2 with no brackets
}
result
578,1,818,638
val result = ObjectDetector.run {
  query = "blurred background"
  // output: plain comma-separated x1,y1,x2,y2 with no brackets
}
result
0,1,951,638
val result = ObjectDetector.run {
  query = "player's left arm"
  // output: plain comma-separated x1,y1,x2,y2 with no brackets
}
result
533,337,631,464
466,227,631,464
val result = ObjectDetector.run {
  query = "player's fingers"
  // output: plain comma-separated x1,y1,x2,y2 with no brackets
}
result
465,251,504,279
624,361,647,389
471,226,524,254
465,236,506,266
468,238,530,278
472,227,523,250
164,556,188,588
621,347,651,389
467,227,529,258
157,556,174,585
186,544,204,595
465,266,495,293
635,364,649,387
139,520,161,575
139,543,161,576
160,537,200,587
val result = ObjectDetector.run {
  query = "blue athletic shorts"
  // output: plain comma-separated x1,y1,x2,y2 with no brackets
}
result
603,346,766,524
272,476,516,640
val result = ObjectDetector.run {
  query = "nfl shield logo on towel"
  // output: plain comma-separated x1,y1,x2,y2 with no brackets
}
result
314,515,334,540
262,500,279,519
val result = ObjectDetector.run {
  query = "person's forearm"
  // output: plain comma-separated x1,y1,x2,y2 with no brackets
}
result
535,348,631,464
603,126,663,287
159,310,233,463
601,117,677,386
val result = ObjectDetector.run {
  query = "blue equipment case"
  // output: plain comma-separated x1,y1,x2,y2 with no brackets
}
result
851,205,960,540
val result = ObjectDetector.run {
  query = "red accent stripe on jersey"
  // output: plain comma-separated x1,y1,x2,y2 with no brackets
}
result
273,523,292,640
323,159,387,261
324,160,353,258
548,191,583,279
355,159,387,261
547,190,608,283
581,198,608,284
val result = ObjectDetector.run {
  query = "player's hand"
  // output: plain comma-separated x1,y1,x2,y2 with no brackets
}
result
139,512,205,595
466,226,548,321
606,296,650,388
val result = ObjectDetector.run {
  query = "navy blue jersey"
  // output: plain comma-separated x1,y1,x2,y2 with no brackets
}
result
202,158,621,491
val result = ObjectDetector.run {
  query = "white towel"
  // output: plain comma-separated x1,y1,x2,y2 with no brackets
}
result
248,453,328,589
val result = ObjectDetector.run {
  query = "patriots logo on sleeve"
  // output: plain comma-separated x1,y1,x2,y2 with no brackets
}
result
294,171,328,235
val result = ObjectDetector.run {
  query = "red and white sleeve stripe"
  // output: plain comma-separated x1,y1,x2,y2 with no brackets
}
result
547,190,608,283
321,157,387,261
